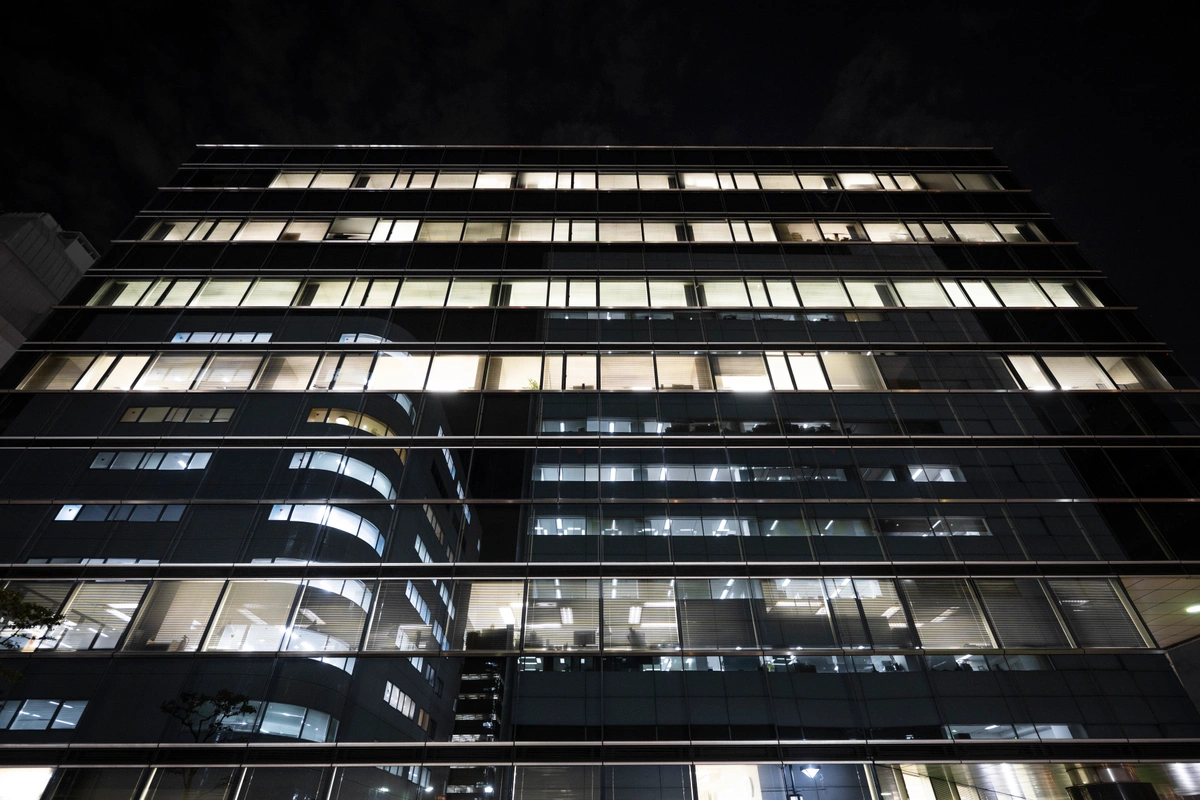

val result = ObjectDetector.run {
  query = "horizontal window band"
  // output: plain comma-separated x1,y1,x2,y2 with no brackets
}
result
132,217,1053,245
250,169,1011,193
0,738,1189,768
2,560,1191,581
84,274,1099,312
13,350,1172,394
0,575,1151,656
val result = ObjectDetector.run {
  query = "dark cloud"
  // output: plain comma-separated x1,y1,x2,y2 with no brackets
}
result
3,1,1199,369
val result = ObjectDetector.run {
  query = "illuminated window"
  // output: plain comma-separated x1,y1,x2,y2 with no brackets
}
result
232,220,286,241
270,172,315,188
0,700,88,731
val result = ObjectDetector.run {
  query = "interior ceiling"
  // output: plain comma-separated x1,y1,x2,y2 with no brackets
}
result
1122,576,1200,647
900,762,1200,800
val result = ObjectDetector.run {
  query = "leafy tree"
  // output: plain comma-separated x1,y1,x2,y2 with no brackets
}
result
160,689,257,743
160,690,259,798
0,586,65,686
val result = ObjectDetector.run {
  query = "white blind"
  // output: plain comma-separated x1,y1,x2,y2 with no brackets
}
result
796,280,850,307
363,279,400,307
271,172,314,188
367,353,429,390
894,280,951,307
787,353,829,389
655,356,713,390
192,280,251,306
765,280,800,307
821,353,885,390
642,221,683,242
99,355,150,390
699,280,748,306
388,220,419,242
510,220,554,241
1042,356,1114,390
759,173,800,190
311,172,354,189
155,279,200,306
447,280,497,306
194,355,262,390
299,279,351,307
135,355,206,391
416,221,463,242
991,280,1051,307
845,280,897,308
1007,355,1055,390
485,356,543,390
542,356,564,391
564,355,597,390
939,280,972,308
243,280,301,306
766,353,794,389
504,280,549,306
331,355,374,391
598,174,638,190
949,222,1002,242
233,221,286,241
425,355,485,391
689,221,734,242
960,280,1001,307
649,281,691,307
866,222,914,242
601,356,655,390
599,281,649,307
568,280,597,307
1039,280,1081,307
712,356,771,391
434,172,475,189
598,221,642,241
396,279,449,306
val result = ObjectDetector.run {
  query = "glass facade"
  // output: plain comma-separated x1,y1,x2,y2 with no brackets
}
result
1,145,1199,800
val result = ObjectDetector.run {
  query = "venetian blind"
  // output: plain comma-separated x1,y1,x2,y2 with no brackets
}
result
677,580,758,649
974,579,1070,647
125,580,223,652
901,579,995,649
1047,579,1147,648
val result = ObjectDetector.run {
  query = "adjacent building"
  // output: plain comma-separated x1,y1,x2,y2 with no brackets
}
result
0,213,97,367
2,146,1200,800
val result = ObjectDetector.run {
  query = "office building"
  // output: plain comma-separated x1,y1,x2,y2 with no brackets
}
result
2,145,1200,800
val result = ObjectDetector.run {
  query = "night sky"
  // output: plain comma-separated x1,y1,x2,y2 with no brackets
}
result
3,3,1196,370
